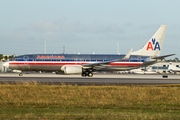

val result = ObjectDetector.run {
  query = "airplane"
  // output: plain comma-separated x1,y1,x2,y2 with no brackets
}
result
130,68,157,74
3,25,175,77
168,62,180,74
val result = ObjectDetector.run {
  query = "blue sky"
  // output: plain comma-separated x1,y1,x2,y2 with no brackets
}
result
0,0,180,59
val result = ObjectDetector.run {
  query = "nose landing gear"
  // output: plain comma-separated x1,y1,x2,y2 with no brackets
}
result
19,73,23,76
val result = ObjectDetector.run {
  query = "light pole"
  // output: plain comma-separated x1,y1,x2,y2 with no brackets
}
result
63,45,65,54
44,41,46,54
117,43,119,54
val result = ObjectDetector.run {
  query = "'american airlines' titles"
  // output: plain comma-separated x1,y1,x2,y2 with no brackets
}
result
37,55,65,59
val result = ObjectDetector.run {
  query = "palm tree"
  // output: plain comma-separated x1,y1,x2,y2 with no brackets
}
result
9,55,15,60
4,56,8,61
174,57,179,62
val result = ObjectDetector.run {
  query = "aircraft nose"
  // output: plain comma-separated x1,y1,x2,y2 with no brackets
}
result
3,62,9,68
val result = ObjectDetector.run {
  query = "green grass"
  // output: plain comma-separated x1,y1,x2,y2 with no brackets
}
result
1,107,180,119
0,83,180,119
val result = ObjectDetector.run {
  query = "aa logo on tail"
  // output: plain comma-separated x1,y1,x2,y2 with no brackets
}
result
146,38,160,51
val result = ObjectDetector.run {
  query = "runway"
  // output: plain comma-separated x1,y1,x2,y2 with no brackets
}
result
0,73,180,86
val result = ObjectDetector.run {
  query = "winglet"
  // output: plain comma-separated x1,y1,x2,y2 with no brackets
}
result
121,48,133,61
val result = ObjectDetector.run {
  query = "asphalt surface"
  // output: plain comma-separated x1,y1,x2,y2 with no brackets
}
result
0,73,180,86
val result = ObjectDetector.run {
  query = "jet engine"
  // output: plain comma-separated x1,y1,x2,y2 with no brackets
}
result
63,66,82,74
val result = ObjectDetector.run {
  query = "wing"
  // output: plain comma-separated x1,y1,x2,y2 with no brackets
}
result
82,48,133,68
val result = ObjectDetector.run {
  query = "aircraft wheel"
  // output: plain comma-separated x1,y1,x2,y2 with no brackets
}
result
88,72,93,77
82,72,86,77
19,73,23,76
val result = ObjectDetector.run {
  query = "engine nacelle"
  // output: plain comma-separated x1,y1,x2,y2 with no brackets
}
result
12,70,22,73
64,66,82,74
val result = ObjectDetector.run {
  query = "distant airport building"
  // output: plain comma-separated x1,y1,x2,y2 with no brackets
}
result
0,61,8,73
150,62,180,73
116,62,180,74
0,55,16,72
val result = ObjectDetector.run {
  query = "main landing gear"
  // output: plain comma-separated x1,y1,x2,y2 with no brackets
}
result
81,72,93,77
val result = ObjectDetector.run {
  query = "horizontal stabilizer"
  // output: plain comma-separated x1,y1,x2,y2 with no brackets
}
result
139,54,175,67
151,54,175,60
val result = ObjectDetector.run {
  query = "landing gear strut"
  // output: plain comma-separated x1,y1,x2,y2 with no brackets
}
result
81,72,93,77
82,72,86,77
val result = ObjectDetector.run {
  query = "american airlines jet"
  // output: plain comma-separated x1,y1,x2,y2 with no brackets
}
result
3,25,174,77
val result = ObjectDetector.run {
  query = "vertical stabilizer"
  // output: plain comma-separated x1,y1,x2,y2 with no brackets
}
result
131,25,167,57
